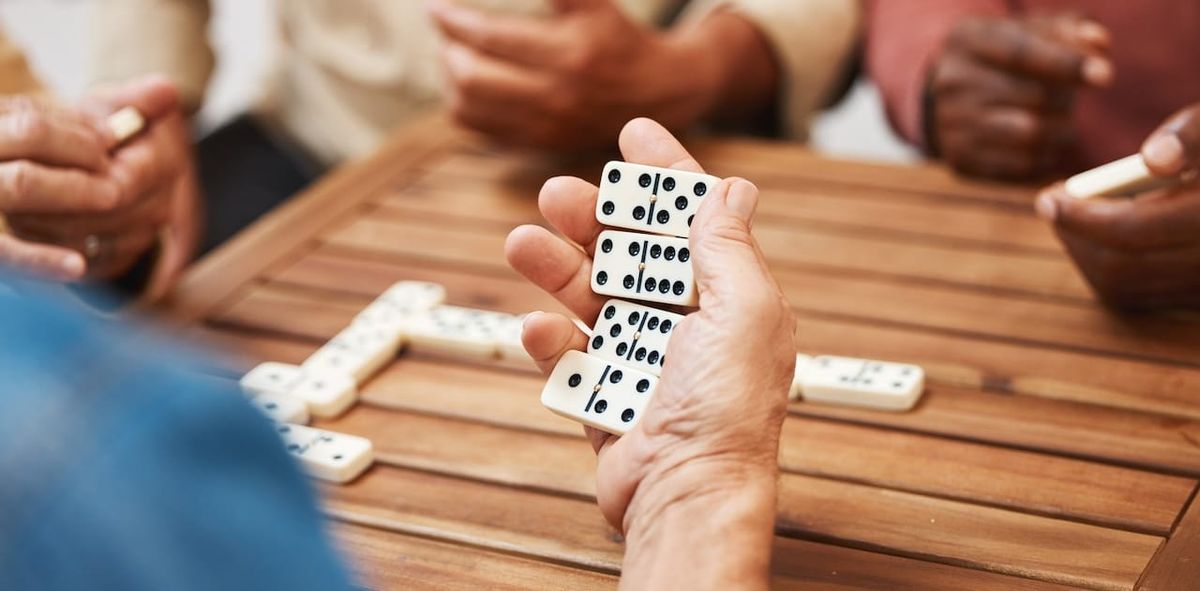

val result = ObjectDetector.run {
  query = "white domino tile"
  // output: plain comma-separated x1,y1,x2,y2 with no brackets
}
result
274,423,374,484
798,355,924,411
587,299,683,377
596,161,719,238
591,230,696,306
541,350,659,435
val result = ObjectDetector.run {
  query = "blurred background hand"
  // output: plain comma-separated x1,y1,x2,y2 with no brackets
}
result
430,0,778,150
1037,102,1200,310
1,76,200,294
929,14,1112,180
506,118,794,588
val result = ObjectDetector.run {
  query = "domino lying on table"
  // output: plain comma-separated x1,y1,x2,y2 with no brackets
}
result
237,280,534,484
541,162,928,436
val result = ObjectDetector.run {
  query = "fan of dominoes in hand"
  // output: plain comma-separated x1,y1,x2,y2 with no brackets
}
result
540,162,927,436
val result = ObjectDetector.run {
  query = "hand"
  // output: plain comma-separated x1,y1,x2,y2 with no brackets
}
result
429,0,778,150
929,14,1113,179
507,118,794,587
3,76,201,293
1036,102,1200,310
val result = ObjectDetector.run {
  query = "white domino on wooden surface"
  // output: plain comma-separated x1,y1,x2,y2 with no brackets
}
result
240,362,358,418
798,355,924,411
303,324,403,385
587,299,683,377
591,230,696,306
406,305,525,360
788,353,813,401
251,392,310,425
541,350,659,435
596,161,719,238
274,423,374,484
106,106,146,145
1064,154,1183,199
354,281,447,330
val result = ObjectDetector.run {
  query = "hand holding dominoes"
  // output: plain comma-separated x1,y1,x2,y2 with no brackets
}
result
508,118,796,534
1037,101,1200,310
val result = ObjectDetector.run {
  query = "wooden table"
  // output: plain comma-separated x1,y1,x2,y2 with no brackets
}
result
163,116,1200,590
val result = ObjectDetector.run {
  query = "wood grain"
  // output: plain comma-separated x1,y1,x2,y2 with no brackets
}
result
321,406,1163,589
270,248,1200,421
332,522,619,591
1137,490,1200,590
160,120,1200,588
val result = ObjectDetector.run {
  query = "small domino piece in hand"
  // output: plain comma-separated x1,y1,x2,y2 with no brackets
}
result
541,350,659,435
274,423,373,484
597,161,720,238
1064,154,1186,199
591,230,696,306
799,355,924,411
106,106,146,146
251,392,310,425
241,361,358,418
588,298,684,377
788,353,813,401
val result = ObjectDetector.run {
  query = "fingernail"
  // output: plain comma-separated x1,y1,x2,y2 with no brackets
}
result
1143,134,1184,173
1082,57,1113,86
522,311,544,327
61,252,86,277
1035,192,1058,221
726,180,758,222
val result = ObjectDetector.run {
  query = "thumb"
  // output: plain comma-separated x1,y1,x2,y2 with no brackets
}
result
688,178,767,304
86,75,181,121
1141,103,1200,177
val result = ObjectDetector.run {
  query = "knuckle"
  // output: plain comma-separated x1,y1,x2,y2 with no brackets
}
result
6,160,34,198
9,110,49,148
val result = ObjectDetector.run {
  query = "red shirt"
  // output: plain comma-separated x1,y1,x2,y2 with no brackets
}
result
866,0,1200,171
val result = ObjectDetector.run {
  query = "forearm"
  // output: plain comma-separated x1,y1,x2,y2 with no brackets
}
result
620,467,778,590
667,9,780,128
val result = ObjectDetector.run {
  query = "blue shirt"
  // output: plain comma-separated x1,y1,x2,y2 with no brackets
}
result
0,276,354,591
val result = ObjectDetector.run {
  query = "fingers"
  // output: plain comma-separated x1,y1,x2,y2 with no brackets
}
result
689,178,774,305
1037,182,1200,251
521,311,589,375
1141,103,1200,176
948,16,1112,87
506,224,607,322
106,113,187,209
0,233,85,281
430,0,562,67
0,98,110,171
7,185,171,238
85,75,180,122
617,118,705,173
538,176,601,254
0,160,120,213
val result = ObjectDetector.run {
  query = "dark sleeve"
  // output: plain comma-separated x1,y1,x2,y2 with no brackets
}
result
0,277,356,591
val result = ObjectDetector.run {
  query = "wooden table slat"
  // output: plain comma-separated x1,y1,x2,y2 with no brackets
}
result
269,249,1200,421
320,406,1163,589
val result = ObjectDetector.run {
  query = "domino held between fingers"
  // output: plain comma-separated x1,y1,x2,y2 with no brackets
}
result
106,106,146,147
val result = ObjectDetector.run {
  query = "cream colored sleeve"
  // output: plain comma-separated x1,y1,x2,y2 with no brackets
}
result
687,0,861,139
90,0,214,114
